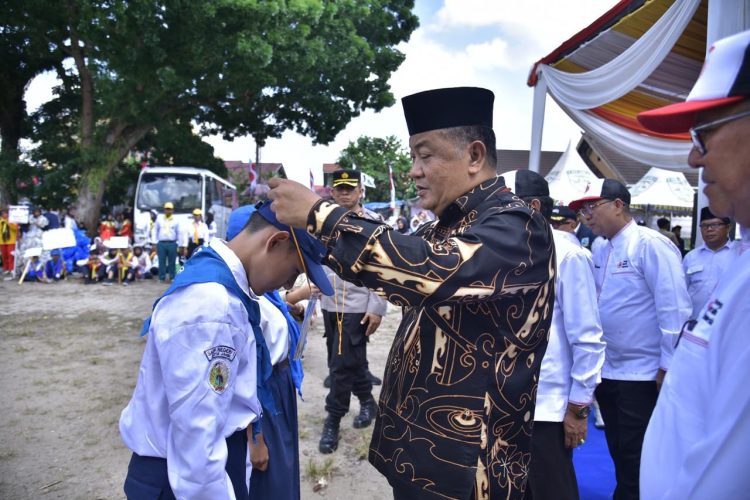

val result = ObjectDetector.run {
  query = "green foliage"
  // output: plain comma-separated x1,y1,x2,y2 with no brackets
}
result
337,135,414,202
4,0,418,228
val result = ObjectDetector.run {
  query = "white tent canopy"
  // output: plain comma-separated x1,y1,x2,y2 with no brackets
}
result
544,140,599,205
630,167,695,208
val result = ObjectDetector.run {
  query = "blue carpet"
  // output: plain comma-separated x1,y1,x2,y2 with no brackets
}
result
573,416,616,500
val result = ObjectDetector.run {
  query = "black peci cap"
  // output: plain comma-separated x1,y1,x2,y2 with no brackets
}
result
501,170,549,198
402,87,494,136
700,206,731,224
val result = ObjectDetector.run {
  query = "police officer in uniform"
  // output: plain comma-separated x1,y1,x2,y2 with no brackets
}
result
318,169,388,454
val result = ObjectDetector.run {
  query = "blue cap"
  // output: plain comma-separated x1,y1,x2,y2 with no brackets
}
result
227,202,333,296
50,249,61,256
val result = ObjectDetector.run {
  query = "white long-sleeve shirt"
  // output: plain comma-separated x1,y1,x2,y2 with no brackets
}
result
155,214,181,242
181,220,210,248
593,220,691,380
119,239,260,500
257,295,289,365
682,239,736,319
641,228,750,499
535,229,606,421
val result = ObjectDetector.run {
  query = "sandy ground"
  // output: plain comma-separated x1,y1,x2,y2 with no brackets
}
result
0,275,396,499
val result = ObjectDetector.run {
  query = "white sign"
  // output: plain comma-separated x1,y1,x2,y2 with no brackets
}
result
361,172,376,188
105,236,129,249
9,205,29,224
42,228,76,250
24,247,42,258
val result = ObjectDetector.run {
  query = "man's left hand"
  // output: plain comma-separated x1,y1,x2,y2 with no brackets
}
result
656,368,666,392
563,411,588,449
361,313,382,337
267,178,322,228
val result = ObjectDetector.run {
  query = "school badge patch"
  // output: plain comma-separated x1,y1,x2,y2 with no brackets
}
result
208,360,230,394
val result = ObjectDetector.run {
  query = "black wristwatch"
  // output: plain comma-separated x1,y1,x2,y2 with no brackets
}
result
568,404,591,419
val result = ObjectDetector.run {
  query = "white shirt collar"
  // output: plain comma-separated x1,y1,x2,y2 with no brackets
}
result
609,218,636,247
209,239,257,299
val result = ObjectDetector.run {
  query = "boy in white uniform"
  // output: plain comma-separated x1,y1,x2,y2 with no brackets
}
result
119,201,331,499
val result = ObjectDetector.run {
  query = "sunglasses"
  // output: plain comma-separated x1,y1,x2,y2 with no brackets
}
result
690,109,750,155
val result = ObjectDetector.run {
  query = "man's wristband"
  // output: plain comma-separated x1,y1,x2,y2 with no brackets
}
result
566,403,591,419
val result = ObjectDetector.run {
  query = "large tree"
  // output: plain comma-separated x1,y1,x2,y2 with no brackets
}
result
5,0,418,231
337,135,414,202
0,0,62,205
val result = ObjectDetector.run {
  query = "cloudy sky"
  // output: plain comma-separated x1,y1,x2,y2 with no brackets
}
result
25,0,619,185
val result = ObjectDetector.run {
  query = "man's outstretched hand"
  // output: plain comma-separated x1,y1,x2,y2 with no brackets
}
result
267,177,322,228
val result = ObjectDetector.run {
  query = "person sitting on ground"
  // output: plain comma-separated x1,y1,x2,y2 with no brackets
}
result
119,246,136,285
132,245,152,280
44,249,65,282
26,255,45,282
83,248,101,284
98,247,120,285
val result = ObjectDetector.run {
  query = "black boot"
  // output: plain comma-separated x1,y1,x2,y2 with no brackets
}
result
353,398,377,429
318,415,340,454
323,374,331,388
367,370,382,386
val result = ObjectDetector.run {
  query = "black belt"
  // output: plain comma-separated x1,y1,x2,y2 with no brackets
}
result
158,240,177,243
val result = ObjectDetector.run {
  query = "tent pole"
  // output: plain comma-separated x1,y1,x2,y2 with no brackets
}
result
529,73,547,173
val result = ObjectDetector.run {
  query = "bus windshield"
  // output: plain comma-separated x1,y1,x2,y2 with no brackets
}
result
136,173,202,213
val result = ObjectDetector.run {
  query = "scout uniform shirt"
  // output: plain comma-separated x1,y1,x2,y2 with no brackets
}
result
641,228,750,499
307,176,555,499
119,239,261,499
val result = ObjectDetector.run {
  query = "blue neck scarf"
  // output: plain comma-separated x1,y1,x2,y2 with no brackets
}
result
139,245,277,421
263,289,304,397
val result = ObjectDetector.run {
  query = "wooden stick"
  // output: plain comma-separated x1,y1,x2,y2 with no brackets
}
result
17,259,31,285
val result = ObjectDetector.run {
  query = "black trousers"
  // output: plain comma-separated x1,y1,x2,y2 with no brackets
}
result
525,421,579,500
323,310,372,417
595,378,658,500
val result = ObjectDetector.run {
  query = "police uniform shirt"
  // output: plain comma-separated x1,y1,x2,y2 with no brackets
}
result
257,295,289,365
593,220,691,380
119,239,261,499
307,176,555,499
319,206,388,317
155,214,180,242
640,228,750,499
535,229,605,422
682,239,736,319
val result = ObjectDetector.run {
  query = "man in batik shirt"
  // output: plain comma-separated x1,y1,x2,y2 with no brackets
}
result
269,87,555,499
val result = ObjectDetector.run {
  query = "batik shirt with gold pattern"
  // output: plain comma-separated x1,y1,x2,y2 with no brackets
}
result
308,176,555,498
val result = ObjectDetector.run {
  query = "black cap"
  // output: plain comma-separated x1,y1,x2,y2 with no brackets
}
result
332,169,361,188
402,87,494,136
569,178,631,211
700,206,730,224
501,170,549,198
551,206,577,222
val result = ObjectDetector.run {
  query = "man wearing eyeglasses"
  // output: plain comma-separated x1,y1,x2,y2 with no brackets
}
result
569,179,691,500
682,207,735,320
636,30,750,499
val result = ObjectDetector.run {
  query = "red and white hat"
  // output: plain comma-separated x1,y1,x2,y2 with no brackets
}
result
637,30,750,133
568,178,631,212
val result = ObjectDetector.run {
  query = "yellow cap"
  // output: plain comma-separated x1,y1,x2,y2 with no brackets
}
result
192,208,202,216
164,202,174,209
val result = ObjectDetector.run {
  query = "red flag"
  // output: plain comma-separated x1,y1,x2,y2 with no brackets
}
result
248,162,257,188
309,168,315,190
